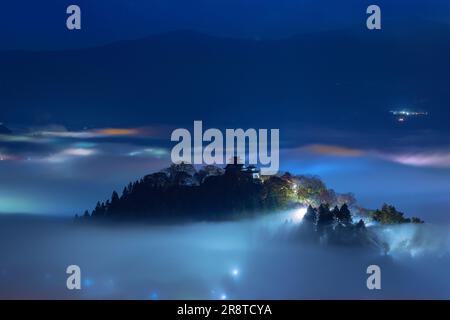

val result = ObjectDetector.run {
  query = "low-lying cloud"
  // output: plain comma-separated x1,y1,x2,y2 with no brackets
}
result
0,213,449,299
301,143,450,169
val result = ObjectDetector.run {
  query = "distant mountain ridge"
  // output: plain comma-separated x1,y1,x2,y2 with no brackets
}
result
1,26,450,138
0,124,12,134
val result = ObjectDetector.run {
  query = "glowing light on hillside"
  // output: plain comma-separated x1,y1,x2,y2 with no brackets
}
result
292,207,307,223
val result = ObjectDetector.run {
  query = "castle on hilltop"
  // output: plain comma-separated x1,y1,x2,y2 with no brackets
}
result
225,156,261,179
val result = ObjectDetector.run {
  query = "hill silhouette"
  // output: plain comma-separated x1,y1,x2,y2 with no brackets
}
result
1,26,450,140
0,124,12,134
79,160,423,226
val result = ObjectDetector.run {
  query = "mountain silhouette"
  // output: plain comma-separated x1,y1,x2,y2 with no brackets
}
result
1,25,450,140
0,124,12,134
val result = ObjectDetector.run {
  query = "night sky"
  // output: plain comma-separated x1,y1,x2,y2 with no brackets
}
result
1,0,450,220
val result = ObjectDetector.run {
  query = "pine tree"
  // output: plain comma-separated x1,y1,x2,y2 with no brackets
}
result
92,201,102,217
337,204,352,225
303,205,317,223
356,219,365,229
111,191,119,203
331,206,340,221
317,204,334,227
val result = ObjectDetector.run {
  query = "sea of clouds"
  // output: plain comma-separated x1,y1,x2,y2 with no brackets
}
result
0,211,449,299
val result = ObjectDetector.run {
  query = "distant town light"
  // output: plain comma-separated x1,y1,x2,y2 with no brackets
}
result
389,109,428,122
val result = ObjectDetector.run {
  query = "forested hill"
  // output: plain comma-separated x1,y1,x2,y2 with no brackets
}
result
78,162,423,225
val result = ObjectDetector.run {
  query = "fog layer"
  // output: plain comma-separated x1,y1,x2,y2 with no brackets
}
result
0,212,449,299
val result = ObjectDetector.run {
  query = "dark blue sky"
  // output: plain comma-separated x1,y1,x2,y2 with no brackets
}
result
1,0,450,220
